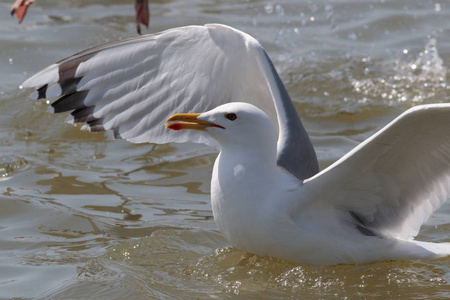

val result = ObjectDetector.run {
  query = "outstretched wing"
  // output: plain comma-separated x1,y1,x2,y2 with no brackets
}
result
21,24,318,180
305,104,450,239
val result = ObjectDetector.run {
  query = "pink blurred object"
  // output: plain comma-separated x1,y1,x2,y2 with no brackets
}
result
10,0,150,34
10,0,34,23
135,0,150,34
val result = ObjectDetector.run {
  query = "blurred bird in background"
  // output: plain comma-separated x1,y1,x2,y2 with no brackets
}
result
10,0,150,34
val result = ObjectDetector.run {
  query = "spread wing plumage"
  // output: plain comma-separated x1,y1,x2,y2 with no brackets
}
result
22,24,318,180
305,104,450,239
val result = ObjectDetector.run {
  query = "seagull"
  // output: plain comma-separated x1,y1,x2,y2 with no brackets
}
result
21,24,450,265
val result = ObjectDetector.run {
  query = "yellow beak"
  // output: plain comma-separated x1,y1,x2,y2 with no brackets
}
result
165,113,224,131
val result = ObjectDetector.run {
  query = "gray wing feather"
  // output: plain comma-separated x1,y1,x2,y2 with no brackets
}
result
22,24,318,180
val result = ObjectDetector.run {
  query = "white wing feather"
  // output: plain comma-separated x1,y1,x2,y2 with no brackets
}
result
23,24,275,146
21,24,318,179
305,104,450,239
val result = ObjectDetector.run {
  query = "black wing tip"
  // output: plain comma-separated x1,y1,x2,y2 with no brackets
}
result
51,91,89,113
113,129,122,140
37,84,48,99
71,106,96,123
89,125,106,133
86,118,105,132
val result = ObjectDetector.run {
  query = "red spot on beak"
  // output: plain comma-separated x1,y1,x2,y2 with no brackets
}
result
165,113,224,131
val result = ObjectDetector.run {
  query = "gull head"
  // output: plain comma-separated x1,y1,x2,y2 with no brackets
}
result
166,102,277,152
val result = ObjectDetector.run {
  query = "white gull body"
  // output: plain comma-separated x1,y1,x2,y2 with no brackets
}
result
167,102,450,265
21,24,450,265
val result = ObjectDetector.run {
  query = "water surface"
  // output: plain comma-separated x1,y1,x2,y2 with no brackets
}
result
0,0,450,298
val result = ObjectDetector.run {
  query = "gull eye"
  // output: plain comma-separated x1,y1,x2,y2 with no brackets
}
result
225,113,237,121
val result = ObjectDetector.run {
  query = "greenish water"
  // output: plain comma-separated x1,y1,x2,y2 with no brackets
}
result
0,0,450,298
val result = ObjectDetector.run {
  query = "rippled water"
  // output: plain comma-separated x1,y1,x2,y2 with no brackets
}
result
1,0,450,298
